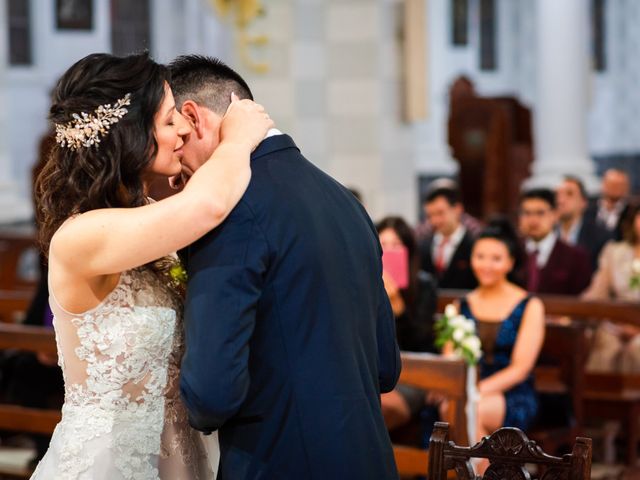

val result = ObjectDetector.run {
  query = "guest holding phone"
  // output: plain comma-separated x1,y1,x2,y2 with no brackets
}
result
377,216,437,429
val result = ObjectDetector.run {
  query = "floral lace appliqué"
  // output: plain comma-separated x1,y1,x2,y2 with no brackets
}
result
31,267,212,480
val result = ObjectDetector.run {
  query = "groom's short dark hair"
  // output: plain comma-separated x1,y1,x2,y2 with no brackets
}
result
169,55,253,114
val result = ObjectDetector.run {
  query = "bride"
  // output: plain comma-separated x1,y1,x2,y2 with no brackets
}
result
30,52,272,479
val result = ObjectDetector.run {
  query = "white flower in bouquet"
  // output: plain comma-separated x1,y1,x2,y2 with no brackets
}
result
461,335,482,359
452,328,465,343
444,304,458,318
435,303,483,365
449,315,468,329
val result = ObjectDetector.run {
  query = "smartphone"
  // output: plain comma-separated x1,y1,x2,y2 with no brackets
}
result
382,247,409,289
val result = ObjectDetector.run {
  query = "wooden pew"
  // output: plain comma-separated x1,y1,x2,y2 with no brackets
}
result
0,232,38,292
393,352,468,478
0,231,38,323
583,372,640,465
0,291,33,324
528,321,588,454
0,323,57,355
437,290,638,326
0,323,59,478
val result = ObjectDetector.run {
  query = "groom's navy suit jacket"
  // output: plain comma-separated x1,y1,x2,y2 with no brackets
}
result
181,134,401,480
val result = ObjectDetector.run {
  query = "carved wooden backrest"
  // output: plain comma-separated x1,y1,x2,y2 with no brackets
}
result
428,422,592,480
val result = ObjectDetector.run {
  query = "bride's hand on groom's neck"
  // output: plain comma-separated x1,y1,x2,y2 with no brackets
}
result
219,93,274,152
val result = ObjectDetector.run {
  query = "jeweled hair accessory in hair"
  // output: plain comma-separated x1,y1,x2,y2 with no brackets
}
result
55,93,131,150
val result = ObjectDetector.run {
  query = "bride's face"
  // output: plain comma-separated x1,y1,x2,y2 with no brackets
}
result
149,84,190,178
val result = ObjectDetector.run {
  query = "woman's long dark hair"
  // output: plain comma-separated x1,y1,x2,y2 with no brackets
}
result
376,216,419,315
474,216,526,286
36,52,169,255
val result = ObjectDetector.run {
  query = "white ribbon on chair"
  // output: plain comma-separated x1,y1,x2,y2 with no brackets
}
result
465,365,478,446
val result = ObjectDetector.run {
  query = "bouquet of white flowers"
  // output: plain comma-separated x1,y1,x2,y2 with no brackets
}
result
434,304,482,365
630,258,640,291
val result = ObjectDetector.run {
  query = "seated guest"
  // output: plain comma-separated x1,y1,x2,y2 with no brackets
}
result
583,204,640,372
377,216,438,429
454,219,545,473
519,188,591,295
415,178,483,242
585,168,631,241
419,184,478,290
556,175,612,270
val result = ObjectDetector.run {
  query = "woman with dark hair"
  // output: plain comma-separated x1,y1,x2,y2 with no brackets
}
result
452,218,545,465
584,204,640,372
30,52,272,479
376,216,436,351
376,216,437,429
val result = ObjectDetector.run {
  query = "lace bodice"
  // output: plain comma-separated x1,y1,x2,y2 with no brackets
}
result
31,267,212,480
55,268,179,408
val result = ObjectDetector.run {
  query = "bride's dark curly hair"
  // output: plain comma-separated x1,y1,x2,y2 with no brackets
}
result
36,52,169,255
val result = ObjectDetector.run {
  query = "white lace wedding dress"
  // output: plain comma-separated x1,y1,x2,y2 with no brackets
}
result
30,267,215,479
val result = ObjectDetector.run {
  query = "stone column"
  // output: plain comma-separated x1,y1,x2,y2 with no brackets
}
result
414,0,457,177
0,0,31,223
526,0,599,192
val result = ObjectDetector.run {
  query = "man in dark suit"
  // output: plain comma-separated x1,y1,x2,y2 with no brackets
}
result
584,168,631,241
519,188,591,295
419,185,477,290
169,56,400,480
555,176,612,270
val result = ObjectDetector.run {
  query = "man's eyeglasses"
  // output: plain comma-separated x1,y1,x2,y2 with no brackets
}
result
519,209,552,217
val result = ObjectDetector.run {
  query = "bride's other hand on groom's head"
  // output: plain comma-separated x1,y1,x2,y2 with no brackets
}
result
219,93,274,152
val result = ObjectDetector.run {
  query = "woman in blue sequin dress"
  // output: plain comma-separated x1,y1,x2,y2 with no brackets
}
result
456,219,545,439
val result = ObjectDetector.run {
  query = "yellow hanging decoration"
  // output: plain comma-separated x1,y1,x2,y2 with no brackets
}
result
211,0,269,73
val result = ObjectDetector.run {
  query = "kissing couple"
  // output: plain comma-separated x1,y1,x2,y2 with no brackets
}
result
31,52,401,480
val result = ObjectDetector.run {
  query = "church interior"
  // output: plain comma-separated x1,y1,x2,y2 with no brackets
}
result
1,0,640,478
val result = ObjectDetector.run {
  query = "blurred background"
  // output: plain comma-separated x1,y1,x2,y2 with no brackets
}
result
1,0,637,225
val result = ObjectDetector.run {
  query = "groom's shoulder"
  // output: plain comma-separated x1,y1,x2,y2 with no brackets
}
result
250,134,301,164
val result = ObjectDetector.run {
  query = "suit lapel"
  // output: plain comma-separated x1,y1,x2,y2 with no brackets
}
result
421,237,435,272
539,239,561,286
441,231,469,282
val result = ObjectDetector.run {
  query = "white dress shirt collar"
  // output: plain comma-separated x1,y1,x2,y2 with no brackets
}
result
264,128,283,139
432,224,467,270
525,231,557,268
557,216,582,246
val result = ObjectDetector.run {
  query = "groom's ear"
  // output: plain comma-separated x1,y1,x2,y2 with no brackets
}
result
180,101,205,139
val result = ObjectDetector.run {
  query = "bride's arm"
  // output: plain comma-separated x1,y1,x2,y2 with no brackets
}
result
50,99,273,278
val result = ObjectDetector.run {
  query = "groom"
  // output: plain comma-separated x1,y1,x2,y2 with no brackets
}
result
170,55,400,479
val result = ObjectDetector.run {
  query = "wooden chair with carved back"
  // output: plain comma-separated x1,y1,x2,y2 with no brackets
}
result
428,422,592,480
392,352,468,479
